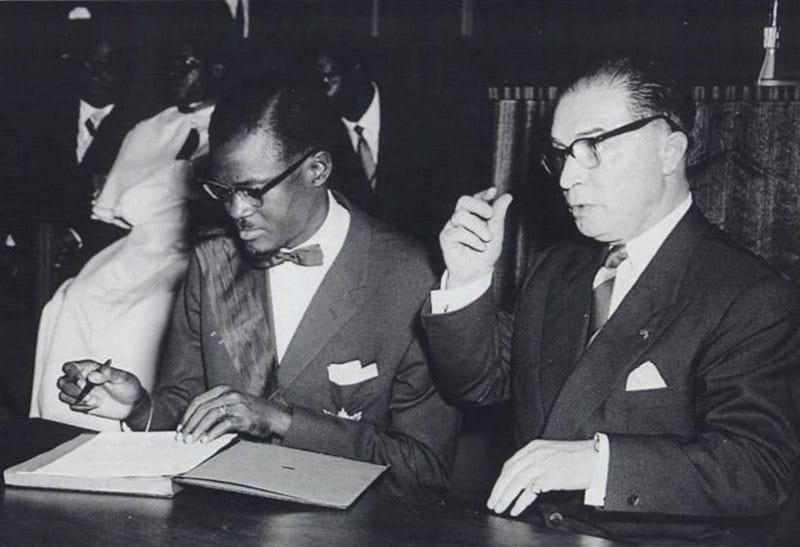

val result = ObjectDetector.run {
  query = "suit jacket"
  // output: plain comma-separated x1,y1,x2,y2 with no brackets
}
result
422,206,800,542
30,95,138,224
328,85,474,251
128,201,460,501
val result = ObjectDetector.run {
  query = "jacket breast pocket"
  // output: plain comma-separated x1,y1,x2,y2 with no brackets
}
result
329,376,381,412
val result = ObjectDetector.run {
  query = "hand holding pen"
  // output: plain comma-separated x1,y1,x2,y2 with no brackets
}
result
74,358,112,405
57,358,146,420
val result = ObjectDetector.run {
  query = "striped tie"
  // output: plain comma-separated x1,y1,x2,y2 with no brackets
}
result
589,244,628,340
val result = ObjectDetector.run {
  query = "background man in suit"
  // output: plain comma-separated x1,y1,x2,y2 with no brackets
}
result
422,56,799,542
35,29,142,280
56,74,459,501
312,43,475,253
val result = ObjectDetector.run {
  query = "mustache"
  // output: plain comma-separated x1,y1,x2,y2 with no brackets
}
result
235,219,258,231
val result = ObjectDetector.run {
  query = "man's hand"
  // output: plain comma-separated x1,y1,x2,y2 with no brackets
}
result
440,187,513,289
487,439,598,517
57,359,144,420
177,386,292,443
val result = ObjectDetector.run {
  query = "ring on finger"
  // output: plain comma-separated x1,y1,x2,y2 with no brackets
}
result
219,404,228,416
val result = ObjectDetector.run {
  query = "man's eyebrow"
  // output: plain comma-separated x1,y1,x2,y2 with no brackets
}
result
551,126,606,147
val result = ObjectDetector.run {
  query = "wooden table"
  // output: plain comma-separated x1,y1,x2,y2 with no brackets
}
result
0,419,619,547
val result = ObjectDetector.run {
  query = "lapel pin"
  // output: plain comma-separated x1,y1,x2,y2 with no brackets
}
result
638,328,650,340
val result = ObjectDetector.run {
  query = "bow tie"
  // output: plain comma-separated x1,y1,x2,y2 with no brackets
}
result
259,244,324,268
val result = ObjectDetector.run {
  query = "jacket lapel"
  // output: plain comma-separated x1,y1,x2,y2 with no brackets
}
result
542,206,710,439
276,203,370,392
537,247,600,416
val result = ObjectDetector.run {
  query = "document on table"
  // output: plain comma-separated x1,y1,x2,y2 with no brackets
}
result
24,432,236,478
176,440,388,509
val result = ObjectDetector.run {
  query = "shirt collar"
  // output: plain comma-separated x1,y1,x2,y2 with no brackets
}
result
282,190,350,267
341,82,380,131
79,99,115,124
621,193,693,273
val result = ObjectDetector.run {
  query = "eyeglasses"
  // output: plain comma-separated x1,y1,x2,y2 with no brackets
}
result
201,150,316,207
540,114,684,177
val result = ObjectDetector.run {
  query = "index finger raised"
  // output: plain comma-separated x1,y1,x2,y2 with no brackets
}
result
455,195,494,220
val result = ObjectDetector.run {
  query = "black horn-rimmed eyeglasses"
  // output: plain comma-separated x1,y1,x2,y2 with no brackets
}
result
200,150,317,207
540,114,685,177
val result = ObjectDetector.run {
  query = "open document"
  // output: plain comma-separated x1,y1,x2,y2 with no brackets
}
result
4,432,235,497
175,440,388,509
5,433,387,507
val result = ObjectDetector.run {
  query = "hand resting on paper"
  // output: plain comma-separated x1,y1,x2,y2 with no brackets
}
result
177,385,292,444
57,359,144,420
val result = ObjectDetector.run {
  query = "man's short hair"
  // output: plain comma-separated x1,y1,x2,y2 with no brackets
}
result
564,55,696,135
209,73,338,161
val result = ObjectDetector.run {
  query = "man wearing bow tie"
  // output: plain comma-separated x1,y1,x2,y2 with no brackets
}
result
422,56,799,542
56,74,459,501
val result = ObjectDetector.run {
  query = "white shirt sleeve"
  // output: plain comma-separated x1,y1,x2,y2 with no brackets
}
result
430,270,493,314
584,432,610,506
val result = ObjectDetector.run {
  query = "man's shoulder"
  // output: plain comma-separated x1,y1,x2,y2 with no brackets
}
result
689,222,797,298
350,207,437,284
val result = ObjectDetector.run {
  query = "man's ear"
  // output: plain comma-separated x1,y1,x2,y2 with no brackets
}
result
308,150,332,187
660,130,688,176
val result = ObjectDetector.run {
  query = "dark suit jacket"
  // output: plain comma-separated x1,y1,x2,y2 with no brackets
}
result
29,95,138,224
129,201,460,501
328,85,477,251
422,206,800,542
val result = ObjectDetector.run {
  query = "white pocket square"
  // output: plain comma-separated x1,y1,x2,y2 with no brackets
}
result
327,360,379,386
625,361,667,391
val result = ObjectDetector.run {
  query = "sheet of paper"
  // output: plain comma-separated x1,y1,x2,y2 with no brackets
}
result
24,432,235,478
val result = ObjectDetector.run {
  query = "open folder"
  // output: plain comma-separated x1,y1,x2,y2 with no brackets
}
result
4,432,387,508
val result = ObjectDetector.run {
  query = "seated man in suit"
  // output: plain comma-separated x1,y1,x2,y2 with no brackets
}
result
55,74,459,501
422,56,799,542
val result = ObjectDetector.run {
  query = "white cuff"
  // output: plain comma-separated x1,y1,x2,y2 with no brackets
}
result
584,432,610,507
430,270,493,314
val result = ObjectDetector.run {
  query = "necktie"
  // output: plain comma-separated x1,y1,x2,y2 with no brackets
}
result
84,118,97,137
589,244,628,340
353,125,377,191
175,128,200,160
259,244,324,269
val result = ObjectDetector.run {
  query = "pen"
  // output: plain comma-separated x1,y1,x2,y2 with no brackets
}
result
75,359,111,405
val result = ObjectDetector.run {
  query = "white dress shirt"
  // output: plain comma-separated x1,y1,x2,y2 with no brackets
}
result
76,99,115,163
269,191,350,362
341,83,381,162
430,193,694,506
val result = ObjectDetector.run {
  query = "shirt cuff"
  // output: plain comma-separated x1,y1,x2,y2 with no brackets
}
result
584,432,610,507
430,270,493,314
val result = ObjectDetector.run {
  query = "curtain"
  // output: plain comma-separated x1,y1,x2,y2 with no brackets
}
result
488,85,800,306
